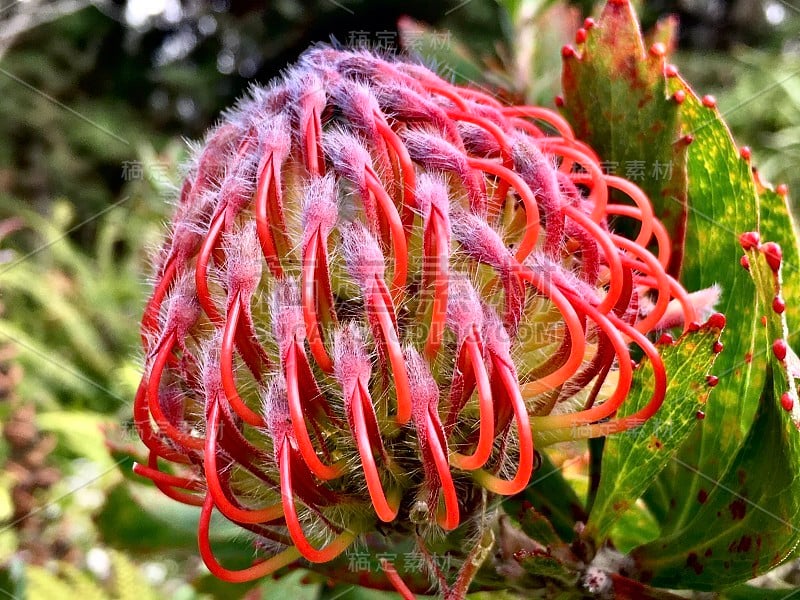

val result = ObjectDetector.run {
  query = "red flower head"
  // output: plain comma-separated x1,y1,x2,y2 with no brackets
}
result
133,47,710,594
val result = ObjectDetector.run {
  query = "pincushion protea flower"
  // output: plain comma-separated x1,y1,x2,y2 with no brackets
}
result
132,46,712,596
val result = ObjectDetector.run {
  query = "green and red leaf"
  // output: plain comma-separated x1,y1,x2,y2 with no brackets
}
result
586,324,722,542
561,0,688,275
558,0,800,589
632,244,800,588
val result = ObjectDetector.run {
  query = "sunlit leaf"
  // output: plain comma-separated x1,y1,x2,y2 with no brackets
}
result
587,325,722,541
757,182,800,336
653,75,764,538
560,0,689,274
632,243,800,588
36,411,117,470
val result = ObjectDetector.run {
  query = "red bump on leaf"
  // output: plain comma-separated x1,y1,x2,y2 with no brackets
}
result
738,231,760,251
706,313,726,330
575,28,587,44
554,95,565,107
773,296,786,314
672,90,686,104
665,63,679,77
584,17,596,29
777,184,789,196
706,375,719,388
657,333,674,346
781,392,794,412
761,242,783,272
740,146,751,161
713,341,724,354
773,339,788,361
740,255,750,270
649,42,666,57
701,95,717,108
696,410,706,420
561,45,576,58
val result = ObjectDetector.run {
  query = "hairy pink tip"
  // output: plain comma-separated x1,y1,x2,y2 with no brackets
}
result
223,222,262,298
416,172,450,223
322,128,371,192
301,174,339,242
340,222,386,287
451,211,512,269
270,278,306,356
262,376,292,449
333,323,372,400
161,273,201,348
446,276,484,343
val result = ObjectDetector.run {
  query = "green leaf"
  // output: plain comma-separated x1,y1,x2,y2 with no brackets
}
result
36,411,117,470
96,482,247,562
556,3,800,589
608,500,660,554
258,570,321,600
561,2,769,539
516,552,578,587
560,0,688,274
757,183,800,336
586,325,721,541
516,507,565,548
109,550,160,600
24,566,80,600
504,453,586,543
631,245,800,588
652,75,764,537
717,584,800,599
